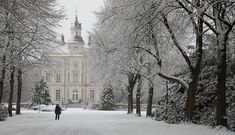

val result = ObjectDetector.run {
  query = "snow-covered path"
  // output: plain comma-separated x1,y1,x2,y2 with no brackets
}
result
0,108,234,135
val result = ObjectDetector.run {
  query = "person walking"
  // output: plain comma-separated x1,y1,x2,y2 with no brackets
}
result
55,104,62,120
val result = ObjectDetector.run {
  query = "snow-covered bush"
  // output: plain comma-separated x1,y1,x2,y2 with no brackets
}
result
98,85,116,110
193,66,217,126
227,75,235,131
0,104,8,121
31,104,56,112
154,83,186,124
153,104,165,121
228,107,235,131
227,76,235,131
41,105,56,112
153,59,235,129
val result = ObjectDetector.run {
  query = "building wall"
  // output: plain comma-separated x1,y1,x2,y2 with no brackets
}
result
43,52,101,105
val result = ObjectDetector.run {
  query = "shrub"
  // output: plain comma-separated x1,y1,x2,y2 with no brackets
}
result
0,104,8,121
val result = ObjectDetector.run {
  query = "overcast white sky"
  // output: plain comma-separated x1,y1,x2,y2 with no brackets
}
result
57,0,104,44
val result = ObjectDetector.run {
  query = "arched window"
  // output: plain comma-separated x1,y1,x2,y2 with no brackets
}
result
72,90,79,100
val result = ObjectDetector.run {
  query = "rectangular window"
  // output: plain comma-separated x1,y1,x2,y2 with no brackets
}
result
56,74,61,83
46,74,50,82
74,63,78,69
73,61,79,70
90,90,95,100
73,73,78,83
56,90,60,101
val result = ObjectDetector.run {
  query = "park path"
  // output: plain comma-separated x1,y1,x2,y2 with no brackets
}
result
0,108,233,135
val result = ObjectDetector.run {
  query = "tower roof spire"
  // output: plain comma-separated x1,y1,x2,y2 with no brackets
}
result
70,10,84,44
75,10,78,25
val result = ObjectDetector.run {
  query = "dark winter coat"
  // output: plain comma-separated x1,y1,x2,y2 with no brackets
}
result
55,105,61,114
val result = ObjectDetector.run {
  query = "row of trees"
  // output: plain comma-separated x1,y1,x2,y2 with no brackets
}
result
0,0,64,117
89,0,235,128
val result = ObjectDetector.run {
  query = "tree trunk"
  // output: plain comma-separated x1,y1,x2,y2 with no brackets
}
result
136,75,142,117
216,33,228,126
0,55,6,103
212,2,231,127
128,89,133,114
128,84,135,114
184,0,204,122
127,73,138,114
8,66,15,117
146,81,154,117
16,68,22,115
185,68,201,121
185,36,203,121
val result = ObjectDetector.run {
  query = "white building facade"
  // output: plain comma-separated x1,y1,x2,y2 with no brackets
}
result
42,15,101,105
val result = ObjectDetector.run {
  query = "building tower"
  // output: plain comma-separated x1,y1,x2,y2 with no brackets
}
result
70,14,84,45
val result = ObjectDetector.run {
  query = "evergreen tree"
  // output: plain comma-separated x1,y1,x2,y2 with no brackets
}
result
32,79,51,106
98,85,116,110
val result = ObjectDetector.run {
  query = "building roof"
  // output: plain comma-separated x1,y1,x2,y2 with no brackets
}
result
71,34,84,43
48,45,68,55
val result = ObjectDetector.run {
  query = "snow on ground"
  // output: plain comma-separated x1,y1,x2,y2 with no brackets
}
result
0,108,234,135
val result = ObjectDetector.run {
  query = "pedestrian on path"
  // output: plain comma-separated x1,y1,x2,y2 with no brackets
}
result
55,104,62,120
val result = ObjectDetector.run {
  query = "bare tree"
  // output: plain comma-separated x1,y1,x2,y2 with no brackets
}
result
16,68,22,115
0,0,64,114
170,0,235,126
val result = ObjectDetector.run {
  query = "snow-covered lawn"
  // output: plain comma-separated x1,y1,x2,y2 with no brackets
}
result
0,108,233,135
